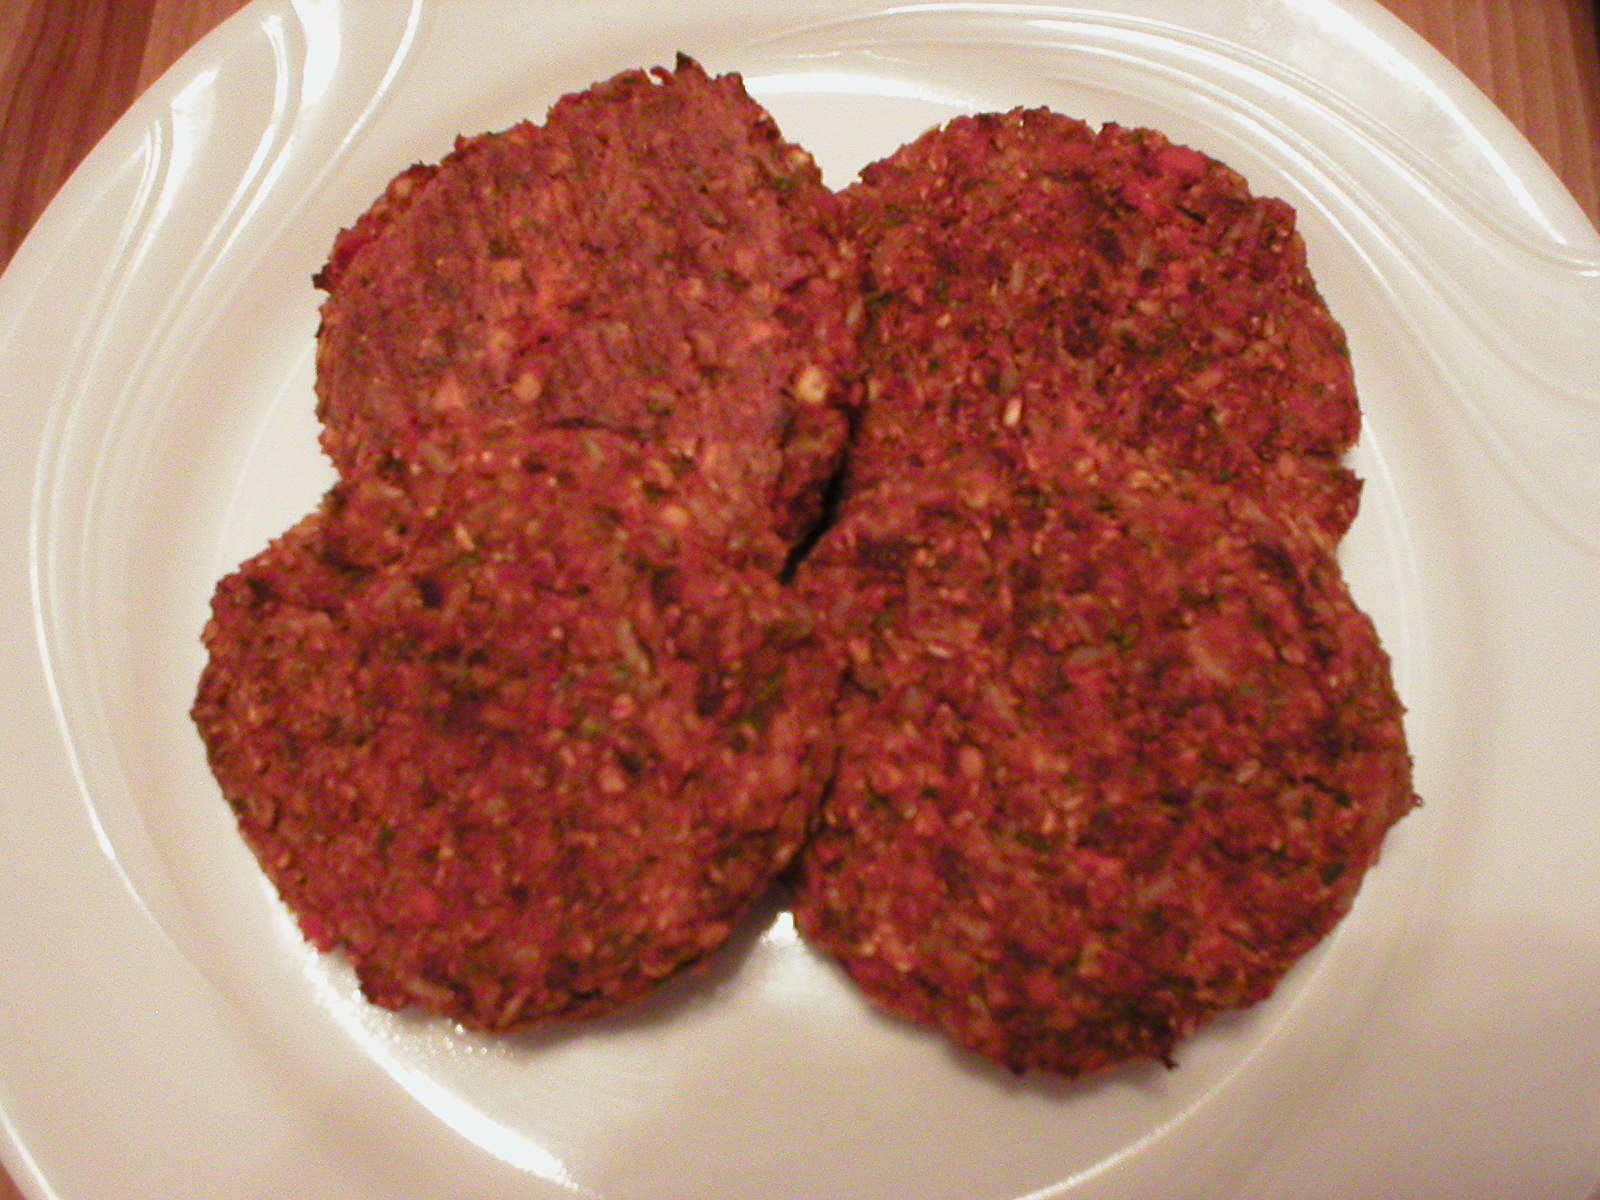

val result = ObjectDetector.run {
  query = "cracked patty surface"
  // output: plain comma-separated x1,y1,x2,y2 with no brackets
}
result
193,431,839,1030
842,108,1362,539
313,57,860,547
789,449,1414,1076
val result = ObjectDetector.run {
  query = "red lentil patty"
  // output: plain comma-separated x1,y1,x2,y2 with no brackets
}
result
841,108,1362,540
193,431,839,1031
789,448,1414,1076
196,71,1415,1061
313,55,860,546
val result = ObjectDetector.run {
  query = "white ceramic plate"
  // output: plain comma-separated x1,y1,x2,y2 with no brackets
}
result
3,1,1598,1197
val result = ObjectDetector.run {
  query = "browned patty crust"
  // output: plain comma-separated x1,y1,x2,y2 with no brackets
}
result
842,108,1362,539
789,448,1414,1076
197,70,1416,1066
314,56,860,546
193,431,839,1030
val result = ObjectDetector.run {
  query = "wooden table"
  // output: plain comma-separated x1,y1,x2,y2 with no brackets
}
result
0,1,1596,1197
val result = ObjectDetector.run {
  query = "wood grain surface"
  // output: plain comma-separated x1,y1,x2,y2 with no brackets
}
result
0,2,1596,1197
